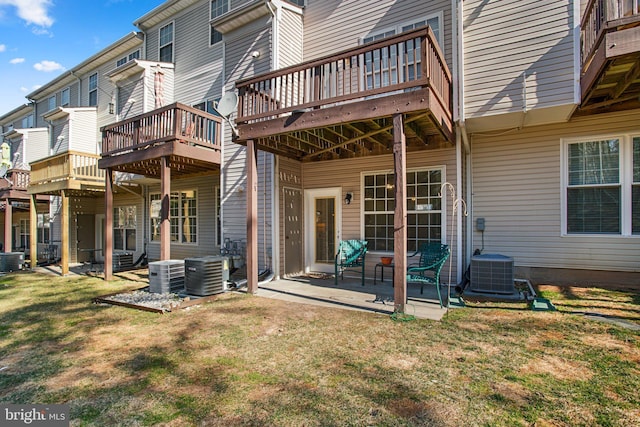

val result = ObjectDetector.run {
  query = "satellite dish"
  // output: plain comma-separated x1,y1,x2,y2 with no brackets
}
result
213,92,239,138
215,92,238,118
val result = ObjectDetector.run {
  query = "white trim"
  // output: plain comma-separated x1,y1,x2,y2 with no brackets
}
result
560,133,640,237
359,166,447,255
158,21,175,63
304,187,342,273
572,0,581,105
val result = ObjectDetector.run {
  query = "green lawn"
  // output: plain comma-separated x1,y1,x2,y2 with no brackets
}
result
0,272,638,426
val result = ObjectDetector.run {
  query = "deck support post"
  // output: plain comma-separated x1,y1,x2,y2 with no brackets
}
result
29,195,37,269
104,168,113,280
4,200,11,252
393,113,407,313
246,139,258,294
61,189,69,276
160,156,171,260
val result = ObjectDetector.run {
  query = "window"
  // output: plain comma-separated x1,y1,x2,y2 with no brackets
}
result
116,56,127,67
47,95,56,111
286,0,305,6
88,73,98,106
114,206,136,251
210,0,229,19
193,98,221,116
159,23,174,63
19,219,29,250
362,14,442,91
150,191,198,243
61,88,70,106
128,50,140,61
210,27,223,45
37,214,50,245
21,114,33,128
117,51,139,68
563,135,640,236
363,168,443,252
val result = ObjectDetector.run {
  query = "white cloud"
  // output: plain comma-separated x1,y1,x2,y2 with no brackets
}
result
0,44,5,52
33,60,64,72
9,57,24,64
20,86,28,92
0,0,54,27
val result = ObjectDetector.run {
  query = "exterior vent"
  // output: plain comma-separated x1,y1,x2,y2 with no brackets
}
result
149,260,185,294
0,252,24,272
113,251,134,272
470,254,515,294
184,256,230,296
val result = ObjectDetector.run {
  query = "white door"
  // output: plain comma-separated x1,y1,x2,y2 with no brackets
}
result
304,188,342,273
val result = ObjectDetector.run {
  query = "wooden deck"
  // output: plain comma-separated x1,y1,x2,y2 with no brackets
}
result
100,102,223,177
235,27,453,161
579,0,640,112
28,152,105,196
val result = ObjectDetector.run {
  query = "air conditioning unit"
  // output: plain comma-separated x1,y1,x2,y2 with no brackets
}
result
149,260,185,294
184,256,230,296
0,252,24,272
470,253,515,295
113,251,134,272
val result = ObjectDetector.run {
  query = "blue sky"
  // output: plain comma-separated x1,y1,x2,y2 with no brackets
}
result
0,0,165,115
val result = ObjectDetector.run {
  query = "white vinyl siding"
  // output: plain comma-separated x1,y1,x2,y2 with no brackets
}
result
279,7,304,68
463,0,575,119
471,109,640,273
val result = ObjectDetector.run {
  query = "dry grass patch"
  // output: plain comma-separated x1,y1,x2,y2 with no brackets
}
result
0,273,639,426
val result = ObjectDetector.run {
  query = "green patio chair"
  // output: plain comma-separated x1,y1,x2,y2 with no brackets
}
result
407,243,450,307
334,239,368,286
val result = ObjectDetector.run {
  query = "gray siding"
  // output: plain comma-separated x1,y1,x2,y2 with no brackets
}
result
303,0,452,65
172,1,225,104
463,0,575,119
279,7,304,68
222,17,274,268
470,109,640,272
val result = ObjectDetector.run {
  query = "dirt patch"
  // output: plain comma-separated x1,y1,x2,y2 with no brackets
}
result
492,381,531,407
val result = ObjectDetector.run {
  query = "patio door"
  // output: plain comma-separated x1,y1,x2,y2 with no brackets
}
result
304,188,341,273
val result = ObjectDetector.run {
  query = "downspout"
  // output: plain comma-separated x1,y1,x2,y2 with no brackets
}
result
70,71,81,106
453,0,471,281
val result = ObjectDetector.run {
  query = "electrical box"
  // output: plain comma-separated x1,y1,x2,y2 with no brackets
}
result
476,217,485,231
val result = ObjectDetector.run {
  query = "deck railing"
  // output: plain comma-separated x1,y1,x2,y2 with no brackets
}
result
582,0,640,66
0,169,30,191
236,27,451,124
30,151,104,187
101,102,223,157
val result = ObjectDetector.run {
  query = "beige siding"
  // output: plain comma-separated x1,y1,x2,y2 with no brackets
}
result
303,0,452,66
471,109,640,272
302,148,459,280
463,0,575,119
146,173,221,261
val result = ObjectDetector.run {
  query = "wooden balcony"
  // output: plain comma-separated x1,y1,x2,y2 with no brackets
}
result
28,152,105,196
580,0,640,112
100,102,223,178
0,169,48,203
235,27,453,161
